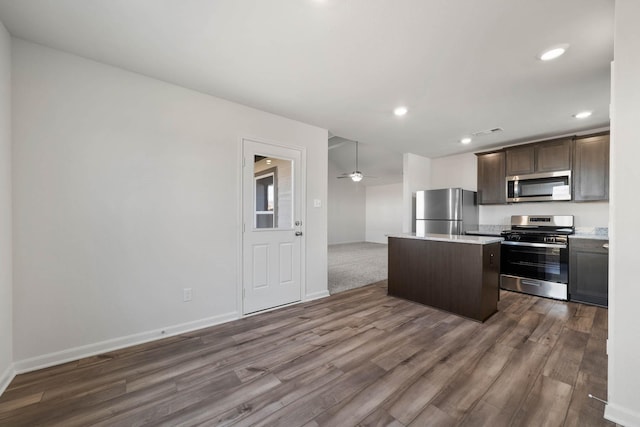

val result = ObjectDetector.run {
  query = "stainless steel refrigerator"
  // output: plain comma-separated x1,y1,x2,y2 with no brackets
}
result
415,188,478,235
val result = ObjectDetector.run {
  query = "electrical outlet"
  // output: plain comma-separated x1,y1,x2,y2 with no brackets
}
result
183,288,192,302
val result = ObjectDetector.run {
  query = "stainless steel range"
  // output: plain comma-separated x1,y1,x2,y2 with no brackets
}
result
500,215,574,300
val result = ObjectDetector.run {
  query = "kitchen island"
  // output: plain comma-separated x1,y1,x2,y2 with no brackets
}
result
387,233,502,322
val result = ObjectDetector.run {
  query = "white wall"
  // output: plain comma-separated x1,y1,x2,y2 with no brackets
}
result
0,20,13,393
328,160,365,244
606,1,640,425
402,153,431,232
11,39,328,369
365,183,403,244
430,152,477,191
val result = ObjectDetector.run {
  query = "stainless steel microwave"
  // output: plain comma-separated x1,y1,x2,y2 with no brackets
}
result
506,170,571,202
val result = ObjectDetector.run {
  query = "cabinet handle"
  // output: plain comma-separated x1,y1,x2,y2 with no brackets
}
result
603,243,609,250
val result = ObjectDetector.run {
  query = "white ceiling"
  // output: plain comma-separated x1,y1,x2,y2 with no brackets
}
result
0,0,613,172
329,137,403,186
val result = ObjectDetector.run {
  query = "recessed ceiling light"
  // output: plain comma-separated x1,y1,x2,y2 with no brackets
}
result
394,106,408,116
573,111,592,119
539,44,569,61
266,159,272,164
460,137,472,145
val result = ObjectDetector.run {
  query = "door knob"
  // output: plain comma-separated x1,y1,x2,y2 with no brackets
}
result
295,231,303,236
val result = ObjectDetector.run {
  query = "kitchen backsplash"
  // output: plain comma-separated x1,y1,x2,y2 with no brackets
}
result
574,227,609,237
479,201,609,229
477,224,507,234
476,224,609,238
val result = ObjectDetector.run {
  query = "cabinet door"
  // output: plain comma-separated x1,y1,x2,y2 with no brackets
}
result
574,134,609,201
477,152,505,204
536,138,572,172
569,239,608,307
506,145,535,175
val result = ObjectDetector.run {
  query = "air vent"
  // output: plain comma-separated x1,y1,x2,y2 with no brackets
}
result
471,127,504,137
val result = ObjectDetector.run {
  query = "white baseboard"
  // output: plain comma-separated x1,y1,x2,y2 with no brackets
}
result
605,402,640,426
328,240,364,246
13,311,239,375
305,289,330,301
0,363,16,397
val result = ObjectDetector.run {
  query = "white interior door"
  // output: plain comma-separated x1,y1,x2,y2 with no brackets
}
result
242,139,303,314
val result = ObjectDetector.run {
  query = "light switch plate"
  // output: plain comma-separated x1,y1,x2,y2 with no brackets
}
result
313,199,321,208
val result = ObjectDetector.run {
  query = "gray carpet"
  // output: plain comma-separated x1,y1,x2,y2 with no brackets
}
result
328,242,388,294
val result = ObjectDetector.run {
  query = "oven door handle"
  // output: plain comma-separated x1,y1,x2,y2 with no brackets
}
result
522,280,543,287
501,241,567,249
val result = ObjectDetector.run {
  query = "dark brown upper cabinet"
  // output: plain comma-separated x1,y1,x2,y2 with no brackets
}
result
506,137,572,176
477,151,506,205
536,138,573,172
505,145,535,175
573,133,610,201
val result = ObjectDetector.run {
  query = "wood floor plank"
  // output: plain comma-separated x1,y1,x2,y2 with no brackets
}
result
0,391,43,414
386,360,459,424
251,361,387,427
458,341,550,426
408,404,457,427
429,344,514,422
566,303,597,334
543,327,590,386
0,283,611,426
511,375,573,426
358,407,405,427
214,364,344,427
497,310,544,349
314,320,481,425
564,371,615,427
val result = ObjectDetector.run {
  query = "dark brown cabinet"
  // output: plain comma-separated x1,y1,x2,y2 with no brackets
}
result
573,134,609,201
506,145,535,175
536,138,573,172
476,132,608,205
477,151,506,205
569,238,608,307
505,138,572,176
388,237,500,322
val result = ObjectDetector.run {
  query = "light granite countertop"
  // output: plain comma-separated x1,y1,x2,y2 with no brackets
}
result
570,233,609,240
465,225,508,237
465,230,505,237
570,227,609,240
387,233,503,245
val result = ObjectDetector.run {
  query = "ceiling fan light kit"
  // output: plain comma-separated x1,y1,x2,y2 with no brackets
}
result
336,141,375,182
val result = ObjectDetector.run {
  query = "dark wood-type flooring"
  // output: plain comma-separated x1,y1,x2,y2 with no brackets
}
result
0,281,613,426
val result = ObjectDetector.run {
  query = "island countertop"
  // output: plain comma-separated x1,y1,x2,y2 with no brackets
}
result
387,233,503,245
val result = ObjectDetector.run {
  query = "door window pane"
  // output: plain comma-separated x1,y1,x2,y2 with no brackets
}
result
254,155,293,229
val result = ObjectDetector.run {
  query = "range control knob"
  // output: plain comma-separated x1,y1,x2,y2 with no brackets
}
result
544,236,556,244
509,233,521,241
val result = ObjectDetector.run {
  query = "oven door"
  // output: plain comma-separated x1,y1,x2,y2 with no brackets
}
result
500,241,568,283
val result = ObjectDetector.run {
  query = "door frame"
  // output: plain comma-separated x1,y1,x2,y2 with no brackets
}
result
237,136,307,317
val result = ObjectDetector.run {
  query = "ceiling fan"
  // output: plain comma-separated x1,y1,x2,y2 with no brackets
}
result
336,141,375,182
